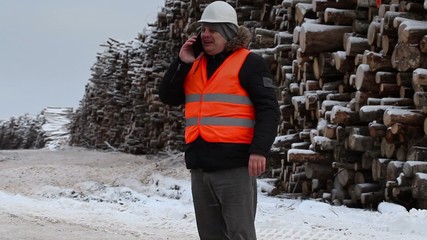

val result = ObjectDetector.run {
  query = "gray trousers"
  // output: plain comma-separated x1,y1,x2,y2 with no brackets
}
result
191,167,257,240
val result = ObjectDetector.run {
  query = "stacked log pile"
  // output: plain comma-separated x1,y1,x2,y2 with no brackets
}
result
0,114,43,149
68,0,427,209
268,0,427,209
39,107,74,150
0,107,74,149
69,25,185,154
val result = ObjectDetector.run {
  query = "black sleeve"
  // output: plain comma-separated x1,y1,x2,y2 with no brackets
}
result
159,58,193,106
239,52,280,157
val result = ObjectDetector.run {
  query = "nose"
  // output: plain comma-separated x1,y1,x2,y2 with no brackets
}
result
201,30,212,38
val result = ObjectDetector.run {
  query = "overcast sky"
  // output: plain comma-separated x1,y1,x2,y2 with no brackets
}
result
0,0,163,119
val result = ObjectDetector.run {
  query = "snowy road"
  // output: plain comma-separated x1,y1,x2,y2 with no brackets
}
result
1,148,426,240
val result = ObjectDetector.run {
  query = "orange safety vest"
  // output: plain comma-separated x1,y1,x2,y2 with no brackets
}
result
184,48,255,144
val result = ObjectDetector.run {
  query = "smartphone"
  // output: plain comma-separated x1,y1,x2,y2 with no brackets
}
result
191,33,203,57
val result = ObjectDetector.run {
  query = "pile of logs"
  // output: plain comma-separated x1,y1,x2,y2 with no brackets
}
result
69,26,185,154
0,107,74,149
40,107,74,149
0,114,43,149
69,0,427,209
266,0,427,209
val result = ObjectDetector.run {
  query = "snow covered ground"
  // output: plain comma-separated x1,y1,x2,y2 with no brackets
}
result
0,147,426,240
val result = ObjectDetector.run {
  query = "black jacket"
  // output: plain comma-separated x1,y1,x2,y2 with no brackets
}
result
159,33,280,172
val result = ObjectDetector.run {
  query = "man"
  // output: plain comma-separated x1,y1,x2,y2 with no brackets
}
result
159,1,280,239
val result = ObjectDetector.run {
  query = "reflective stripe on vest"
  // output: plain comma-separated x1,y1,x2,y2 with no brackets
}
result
183,48,254,144
186,117,255,127
186,93,253,105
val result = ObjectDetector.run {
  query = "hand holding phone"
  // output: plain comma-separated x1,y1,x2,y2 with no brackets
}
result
191,33,203,57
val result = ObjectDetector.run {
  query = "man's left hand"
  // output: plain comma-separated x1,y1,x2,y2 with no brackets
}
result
248,154,266,176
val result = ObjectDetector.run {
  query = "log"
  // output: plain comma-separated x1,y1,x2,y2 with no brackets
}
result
381,34,397,56
398,20,427,44
355,64,379,92
375,71,397,84
400,86,415,99
378,4,391,18
326,92,352,101
355,170,374,184
390,185,413,206
386,160,405,181
312,0,358,12
323,123,337,139
320,100,349,113
363,51,393,72
414,92,427,109
291,172,307,182
357,0,376,8
287,149,332,164
292,95,306,113
372,158,392,182
383,109,425,127
403,161,427,178
360,191,384,205
352,19,370,34
292,26,302,44
346,134,374,152
313,52,343,79
295,3,316,25
354,183,381,200
311,178,327,192
407,146,427,161
382,133,398,158
299,22,353,54
321,79,343,91
359,105,410,123
336,168,355,186
355,91,380,106
332,161,358,170
413,68,427,89
304,162,335,180
404,2,426,13
383,11,425,33
379,83,400,97
396,145,407,162
391,42,423,72
369,122,387,138
291,141,311,149
346,36,370,57
332,51,356,73
367,19,381,46
312,136,337,151
412,173,427,200
397,71,413,87
421,35,427,53
273,133,301,149
330,106,360,125
324,8,367,26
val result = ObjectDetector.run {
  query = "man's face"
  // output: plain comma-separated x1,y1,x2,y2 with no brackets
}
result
201,25,227,56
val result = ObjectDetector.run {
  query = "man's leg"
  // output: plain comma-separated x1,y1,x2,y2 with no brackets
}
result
209,167,257,240
191,169,228,240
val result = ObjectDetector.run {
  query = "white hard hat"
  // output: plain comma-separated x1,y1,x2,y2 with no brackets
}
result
198,1,238,27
